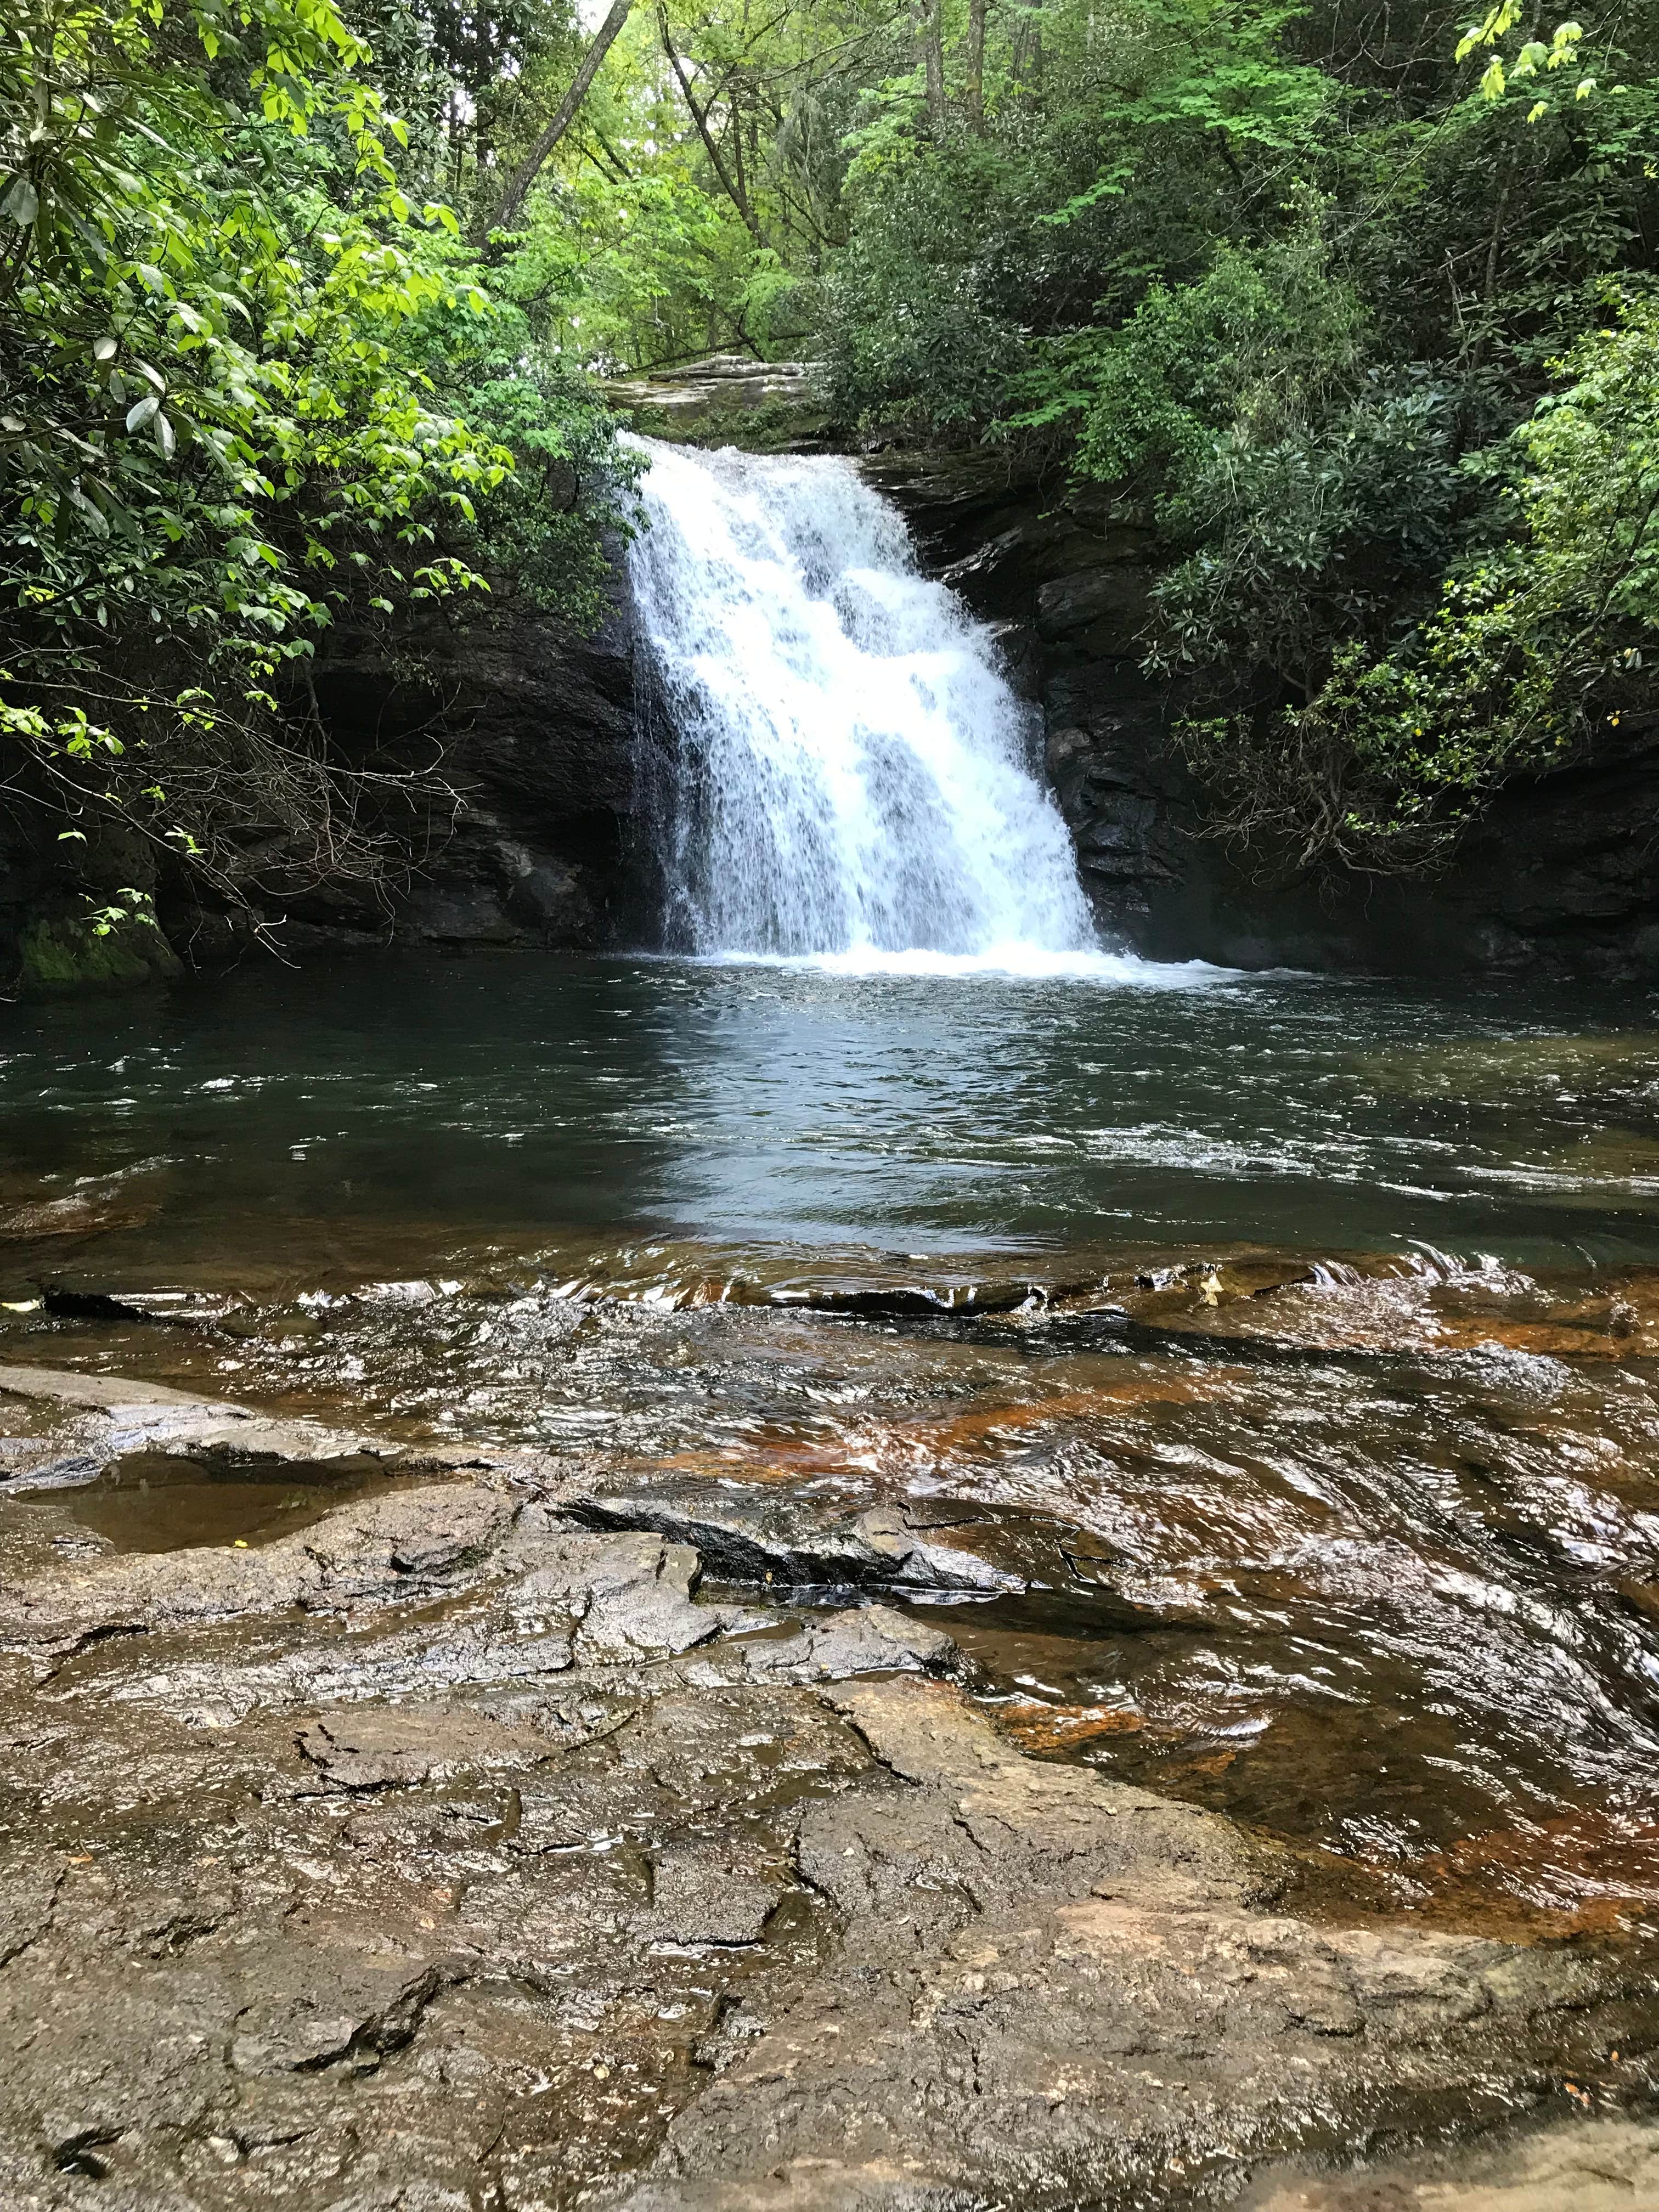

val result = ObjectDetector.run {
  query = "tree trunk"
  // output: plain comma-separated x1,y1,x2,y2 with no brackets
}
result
1011,15,1042,101
657,4,767,243
920,0,946,135
729,80,749,213
966,0,987,132
484,0,638,238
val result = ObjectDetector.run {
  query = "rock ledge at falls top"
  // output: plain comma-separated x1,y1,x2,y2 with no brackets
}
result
599,354,833,454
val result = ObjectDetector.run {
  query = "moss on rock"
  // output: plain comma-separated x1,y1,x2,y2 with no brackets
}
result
18,915,182,997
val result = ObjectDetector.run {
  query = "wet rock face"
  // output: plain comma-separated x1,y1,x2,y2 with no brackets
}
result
5,558,646,986
624,1679,1641,2211
175,577,645,962
0,1365,1652,2211
870,450,1659,982
0,814,184,1002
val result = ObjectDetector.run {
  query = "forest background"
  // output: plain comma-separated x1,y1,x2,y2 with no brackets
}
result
3,0,1658,946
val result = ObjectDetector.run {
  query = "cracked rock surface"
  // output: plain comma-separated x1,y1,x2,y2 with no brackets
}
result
0,1363,401,1489
0,1370,1652,2210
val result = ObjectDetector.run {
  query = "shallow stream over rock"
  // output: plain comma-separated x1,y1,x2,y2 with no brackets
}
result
4,951,1659,2204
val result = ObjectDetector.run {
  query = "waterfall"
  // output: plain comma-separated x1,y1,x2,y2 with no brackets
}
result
627,438,1115,975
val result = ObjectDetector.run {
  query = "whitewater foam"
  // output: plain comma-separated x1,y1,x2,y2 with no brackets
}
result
702,944,1230,986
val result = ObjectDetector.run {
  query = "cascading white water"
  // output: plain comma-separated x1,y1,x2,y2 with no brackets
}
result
628,437,1114,973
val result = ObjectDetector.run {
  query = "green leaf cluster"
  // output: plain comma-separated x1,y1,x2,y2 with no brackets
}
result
1189,294,1659,873
1,0,630,920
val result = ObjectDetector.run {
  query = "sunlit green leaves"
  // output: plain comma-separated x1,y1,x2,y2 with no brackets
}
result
1456,4,1595,117
0,0,627,912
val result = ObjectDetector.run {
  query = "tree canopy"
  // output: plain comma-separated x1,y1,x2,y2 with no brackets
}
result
5,0,1659,936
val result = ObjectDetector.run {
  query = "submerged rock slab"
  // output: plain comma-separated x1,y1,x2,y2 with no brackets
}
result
0,1362,402,1486
566,1482,1024,1595
0,1482,517,1656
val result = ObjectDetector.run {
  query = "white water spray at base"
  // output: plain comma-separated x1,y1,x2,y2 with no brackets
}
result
629,439,1205,980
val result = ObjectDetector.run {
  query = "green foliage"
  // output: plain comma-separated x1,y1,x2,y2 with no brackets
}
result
1182,296,1659,871
504,154,764,369
1007,219,1367,489
824,0,1335,434
771,0,1659,871
1,0,630,922
1457,1,1595,117
825,133,1034,430
1149,373,1471,689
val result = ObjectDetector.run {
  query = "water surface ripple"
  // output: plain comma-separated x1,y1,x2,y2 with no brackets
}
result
4,952,1659,1267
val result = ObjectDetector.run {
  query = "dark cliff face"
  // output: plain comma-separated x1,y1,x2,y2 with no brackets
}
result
2,561,648,996
297,571,646,956
869,450,1659,984
158,560,649,974
0,799,184,1000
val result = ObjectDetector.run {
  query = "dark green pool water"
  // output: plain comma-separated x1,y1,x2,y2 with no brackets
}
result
4,950,1659,1286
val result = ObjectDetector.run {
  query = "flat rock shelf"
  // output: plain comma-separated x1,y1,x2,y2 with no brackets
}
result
8,955,1659,2208
0,1364,1653,2211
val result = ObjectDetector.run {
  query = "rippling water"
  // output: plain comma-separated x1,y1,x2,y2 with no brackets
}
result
4,951,1659,1272
6,949,1659,1936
